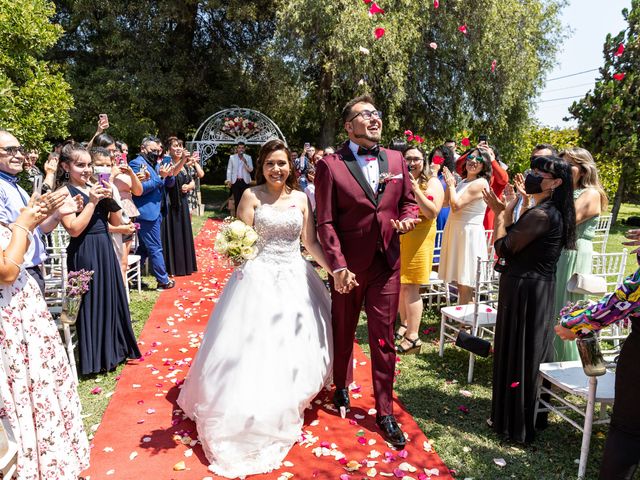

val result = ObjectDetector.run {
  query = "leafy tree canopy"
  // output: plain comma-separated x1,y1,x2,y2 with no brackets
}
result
0,0,73,151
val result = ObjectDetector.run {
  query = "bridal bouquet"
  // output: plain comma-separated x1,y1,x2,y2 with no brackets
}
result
214,217,259,265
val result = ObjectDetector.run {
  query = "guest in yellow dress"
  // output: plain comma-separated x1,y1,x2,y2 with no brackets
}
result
397,146,444,353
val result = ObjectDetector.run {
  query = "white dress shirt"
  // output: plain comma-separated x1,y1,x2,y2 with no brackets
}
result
226,154,253,184
349,140,380,194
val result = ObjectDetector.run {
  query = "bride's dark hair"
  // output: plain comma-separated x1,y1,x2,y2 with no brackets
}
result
255,139,300,191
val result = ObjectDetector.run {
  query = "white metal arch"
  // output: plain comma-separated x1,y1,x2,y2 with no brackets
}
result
187,108,287,164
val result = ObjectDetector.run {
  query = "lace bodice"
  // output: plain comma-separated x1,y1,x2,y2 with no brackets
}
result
252,204,303,265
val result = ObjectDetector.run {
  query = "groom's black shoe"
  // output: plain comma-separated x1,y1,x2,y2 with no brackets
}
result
376,415,406,449
333,388,350,416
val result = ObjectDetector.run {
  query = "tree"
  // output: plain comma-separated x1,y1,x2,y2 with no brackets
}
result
0,0,73,150
272,0,566,155
51,0,278,149
569,1,640,224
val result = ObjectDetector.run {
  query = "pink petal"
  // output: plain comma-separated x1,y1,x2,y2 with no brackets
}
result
393,468,405,478
615,43,625,57
378,338,386,347
404,130,413,136
91,387,102,395
340,475,351,480
369,2,385,14
491,59,497,72
613,72,625,81
433,0,439,8
510,381,520,388
398,449,408,458
358,437,367,444
429,42,438,49
458,24,468,35
374,27,386,39
455,306,462,310
458,405,470,413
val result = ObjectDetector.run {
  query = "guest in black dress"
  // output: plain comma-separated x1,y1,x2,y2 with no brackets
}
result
483,155,576,444
161,137,197,277
57,142,141,375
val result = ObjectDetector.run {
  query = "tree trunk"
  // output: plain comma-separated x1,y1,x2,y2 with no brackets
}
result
610,171,625,225
317,67,336,148
320,116,336,148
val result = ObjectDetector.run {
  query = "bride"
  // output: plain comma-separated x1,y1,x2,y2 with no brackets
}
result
177,139,333,478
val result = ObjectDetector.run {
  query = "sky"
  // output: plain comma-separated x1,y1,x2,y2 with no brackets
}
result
534,0,631,128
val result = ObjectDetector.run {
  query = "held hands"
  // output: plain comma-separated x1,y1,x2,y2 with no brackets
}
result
390,217,421,233
334,269,359,295
554,324,578,341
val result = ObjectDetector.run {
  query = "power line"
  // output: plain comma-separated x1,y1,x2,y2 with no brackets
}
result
546,68,600,82
541,82,595,94
536,94,584,104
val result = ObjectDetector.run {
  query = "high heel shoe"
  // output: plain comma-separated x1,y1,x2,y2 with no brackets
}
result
396,336,422,354
394,323,408,341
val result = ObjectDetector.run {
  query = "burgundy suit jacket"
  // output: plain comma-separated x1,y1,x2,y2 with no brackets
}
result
315,142,418,273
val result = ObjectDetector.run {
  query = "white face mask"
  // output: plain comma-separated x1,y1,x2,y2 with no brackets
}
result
93,165,111,175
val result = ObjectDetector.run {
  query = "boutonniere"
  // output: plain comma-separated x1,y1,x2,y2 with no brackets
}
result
378,172,403,194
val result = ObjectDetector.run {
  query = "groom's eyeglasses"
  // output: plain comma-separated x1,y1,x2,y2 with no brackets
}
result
348,110,383,122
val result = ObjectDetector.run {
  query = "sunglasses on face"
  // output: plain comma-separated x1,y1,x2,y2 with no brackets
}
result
348,110,383,122
0,146,26,157
466,154,484,163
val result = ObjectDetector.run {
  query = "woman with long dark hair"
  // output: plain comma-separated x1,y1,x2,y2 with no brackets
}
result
177,139,333,478
484,155,575,444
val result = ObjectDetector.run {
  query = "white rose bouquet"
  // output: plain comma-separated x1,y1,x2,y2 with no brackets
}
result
214,217,259,265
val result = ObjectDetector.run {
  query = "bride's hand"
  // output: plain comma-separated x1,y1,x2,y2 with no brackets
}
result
334,269,358,294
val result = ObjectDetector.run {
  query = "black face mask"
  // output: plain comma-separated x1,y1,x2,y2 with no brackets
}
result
524,173,544,194
146,152,160,163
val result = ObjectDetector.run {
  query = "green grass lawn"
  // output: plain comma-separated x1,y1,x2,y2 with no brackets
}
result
605,202,640,275
76,197,639,476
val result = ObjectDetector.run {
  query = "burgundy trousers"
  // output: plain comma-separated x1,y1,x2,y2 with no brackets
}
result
330,252,400,417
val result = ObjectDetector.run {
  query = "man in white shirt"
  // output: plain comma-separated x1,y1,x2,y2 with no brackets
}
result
225,142,253,211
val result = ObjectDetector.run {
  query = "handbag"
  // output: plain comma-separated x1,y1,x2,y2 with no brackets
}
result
455,330,491,357
566,273,607,296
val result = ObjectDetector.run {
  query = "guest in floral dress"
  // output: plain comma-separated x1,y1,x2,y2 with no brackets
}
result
0,191,90,479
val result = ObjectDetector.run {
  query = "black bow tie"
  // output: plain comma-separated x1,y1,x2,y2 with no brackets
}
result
357,145,380,157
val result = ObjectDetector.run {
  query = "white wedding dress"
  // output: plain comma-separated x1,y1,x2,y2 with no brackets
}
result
177,204,333,478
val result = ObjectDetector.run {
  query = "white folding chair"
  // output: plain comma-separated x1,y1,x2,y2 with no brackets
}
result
439,256,499,382
591,248,629,352
592,214,612,255
534,361,616,480
0,417,18,479
421,229,451,308
43,226,78,381
126,231,142,302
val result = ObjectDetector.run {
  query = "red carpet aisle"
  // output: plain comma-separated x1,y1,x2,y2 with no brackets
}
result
83,218,452,480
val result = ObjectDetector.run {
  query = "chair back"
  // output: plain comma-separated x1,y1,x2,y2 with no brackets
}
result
592,214,612,255
591,248,628,292
432,229,444,269
485,229,495,259
43,226,71,313
472,256,500,327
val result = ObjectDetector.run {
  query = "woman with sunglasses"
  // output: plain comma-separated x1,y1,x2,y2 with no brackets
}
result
438,148,492,305
484,155,575,444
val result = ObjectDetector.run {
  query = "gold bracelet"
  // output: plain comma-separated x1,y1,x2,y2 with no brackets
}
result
11,223,31,235
2,255,21,270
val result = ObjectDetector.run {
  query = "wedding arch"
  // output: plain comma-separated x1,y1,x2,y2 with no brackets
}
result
187,108,287,165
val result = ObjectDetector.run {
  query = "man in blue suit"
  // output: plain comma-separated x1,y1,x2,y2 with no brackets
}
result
129,136,176,290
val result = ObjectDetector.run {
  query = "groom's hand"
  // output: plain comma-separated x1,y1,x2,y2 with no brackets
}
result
391,217,421,233
334,269,358,294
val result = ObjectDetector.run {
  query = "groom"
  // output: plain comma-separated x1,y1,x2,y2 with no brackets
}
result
315,94,419,449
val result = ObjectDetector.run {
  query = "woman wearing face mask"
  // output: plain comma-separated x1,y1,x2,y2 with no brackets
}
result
551,147,608,362
56,142,141,375
484,155,576,444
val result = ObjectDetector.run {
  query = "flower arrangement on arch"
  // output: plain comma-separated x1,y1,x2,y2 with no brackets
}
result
222,116,257,137
214,217,259,266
